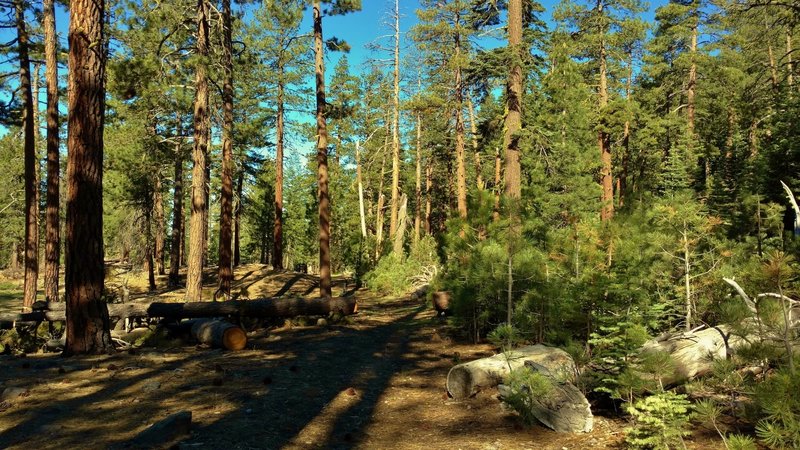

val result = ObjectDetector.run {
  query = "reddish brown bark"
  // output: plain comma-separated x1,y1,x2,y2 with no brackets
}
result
234,169,243,267
16,0,38,310
598,0,613,222
454,27,467,220
154,173,165,275
504,0,523,200
217,0,234,297
64,0,113,354
314,1,332,298
169,117,184,287
43,0,60,303
186,0,210,301
273,80,285,270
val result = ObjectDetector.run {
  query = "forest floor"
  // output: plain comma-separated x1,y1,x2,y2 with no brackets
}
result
0,265,722,449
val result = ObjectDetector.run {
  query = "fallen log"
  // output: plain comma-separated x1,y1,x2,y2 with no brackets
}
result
498,360,593,433
639,325,745,386
0,296,357,325
446,345,577,400
190,319,247,351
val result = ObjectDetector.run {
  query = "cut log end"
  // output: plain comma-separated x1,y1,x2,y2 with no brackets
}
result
222,326,247,351
446,366,474,400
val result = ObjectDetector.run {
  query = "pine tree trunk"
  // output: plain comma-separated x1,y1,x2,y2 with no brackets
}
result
493,147,502,221
414,112,422,243
145,208,156,292
186,0,210,302
467,97,483,190
687,12,697,140
376,147,387,259
389,0,401,239
425,162,432,235
169,117,184,287
620,55,633,209
273,79,285,270
154,173,165,275
356,141,367,238
203,160,210,268
64,0,112,354
217,0,234,297
234,169,243,267
504,0,523,200
787,29,794,90
43,0,60,303
314,0,332,299
598,3,613,222
454,30,468,220
17,0,38,311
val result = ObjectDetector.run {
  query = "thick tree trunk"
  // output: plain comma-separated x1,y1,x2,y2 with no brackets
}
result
64,0,113,354
392,194,408,255
43,0,60,303
454,33,468,220
191,319,246,350
186,0,210,302
154,173,165,275
217,0,234,297
274,80,285,270
234,169,243,266
598,30,613,222
504,0,523,200
17,0,38,311
169,118,184,287
314,1,332,299
389,0,401,239
446,345,578,400
493,147,502,221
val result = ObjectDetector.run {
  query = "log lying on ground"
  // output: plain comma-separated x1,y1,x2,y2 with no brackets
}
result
190,319,247,351
640,325,747,386
118,411,192,450
499,360,593,433
446,344,577,400
0,296,357,324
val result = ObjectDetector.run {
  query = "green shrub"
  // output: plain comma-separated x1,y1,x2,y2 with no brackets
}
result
754,369,800,449
365,236,441,296
625,391,693,449
500,367,555,426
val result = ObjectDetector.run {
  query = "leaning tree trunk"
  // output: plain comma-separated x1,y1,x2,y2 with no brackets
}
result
64,0,113,354
217,0,235,297
313,0,332,299
43,0,60,303
16,0,38,311
185,0,210,302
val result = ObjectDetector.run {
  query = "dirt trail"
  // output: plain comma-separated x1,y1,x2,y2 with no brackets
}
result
0,270,633,449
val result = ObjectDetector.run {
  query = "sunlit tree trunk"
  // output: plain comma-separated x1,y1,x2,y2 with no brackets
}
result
454,27,468,220
217,0,234,297
389,0,401,238
314,0,332,298
64,0,112,354
43,0,60,303
186,0,210,301
414,112,422,243
598,0,613,222
467,96,483,190
234,169,243,267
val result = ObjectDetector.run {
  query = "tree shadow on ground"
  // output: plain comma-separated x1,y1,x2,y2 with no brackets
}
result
0,297,437,449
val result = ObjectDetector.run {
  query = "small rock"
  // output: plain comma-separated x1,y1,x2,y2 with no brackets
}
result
142,381,161,392
1,387,29,402
344,387,356,396
316,318,328,327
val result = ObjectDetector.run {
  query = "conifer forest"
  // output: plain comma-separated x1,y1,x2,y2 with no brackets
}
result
3,0,800,448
